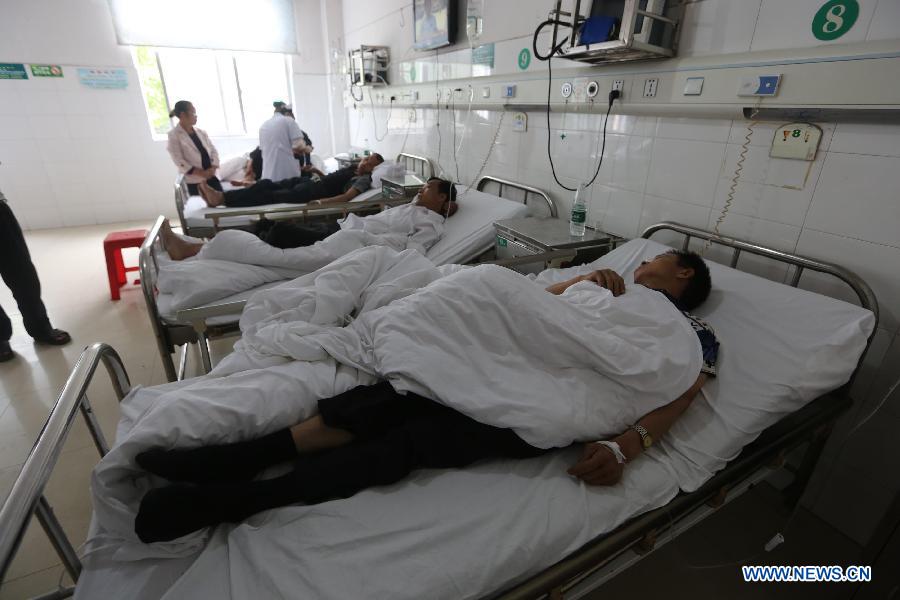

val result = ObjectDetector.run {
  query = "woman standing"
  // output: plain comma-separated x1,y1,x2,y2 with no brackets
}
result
166,100,222,196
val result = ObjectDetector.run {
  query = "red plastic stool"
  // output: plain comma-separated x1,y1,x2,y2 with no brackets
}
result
104,229,148,300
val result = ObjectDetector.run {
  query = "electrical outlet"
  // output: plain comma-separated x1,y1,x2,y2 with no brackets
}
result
560,82,573,99
586,81,600,98
612,79,625,92
407,108,416,123
642,78,659,98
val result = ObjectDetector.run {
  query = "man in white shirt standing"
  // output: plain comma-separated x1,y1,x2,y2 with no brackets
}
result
259,102,307,182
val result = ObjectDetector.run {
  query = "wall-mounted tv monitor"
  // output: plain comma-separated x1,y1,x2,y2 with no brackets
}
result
413,0,455,50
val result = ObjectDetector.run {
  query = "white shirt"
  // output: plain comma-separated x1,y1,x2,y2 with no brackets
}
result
259,113,304,182
339,201,445,255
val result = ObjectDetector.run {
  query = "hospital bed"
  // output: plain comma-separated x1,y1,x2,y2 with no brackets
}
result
174,152,436,238
0,221,877,600
143,175,553,380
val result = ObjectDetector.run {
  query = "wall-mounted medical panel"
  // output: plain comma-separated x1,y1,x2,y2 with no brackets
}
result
346,40,900,122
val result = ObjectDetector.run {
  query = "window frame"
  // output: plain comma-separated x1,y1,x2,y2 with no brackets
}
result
133,46,294,141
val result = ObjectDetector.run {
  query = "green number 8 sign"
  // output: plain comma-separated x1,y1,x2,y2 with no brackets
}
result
812,0,859,41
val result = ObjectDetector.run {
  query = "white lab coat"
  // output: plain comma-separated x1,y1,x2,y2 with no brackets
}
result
258,113,304,182
340,202,445,255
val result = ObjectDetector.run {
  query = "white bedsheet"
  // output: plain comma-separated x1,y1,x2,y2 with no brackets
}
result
158,185,529,317
76,237,874,600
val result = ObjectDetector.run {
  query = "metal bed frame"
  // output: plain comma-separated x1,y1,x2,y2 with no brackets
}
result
176,153,435,238
147,173,557,378
0,222,876,600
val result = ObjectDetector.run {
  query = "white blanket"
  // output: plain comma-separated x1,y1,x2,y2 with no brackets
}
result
91,246,700,557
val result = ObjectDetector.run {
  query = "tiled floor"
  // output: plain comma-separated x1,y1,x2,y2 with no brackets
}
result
0,222,864,599
0,220,223,599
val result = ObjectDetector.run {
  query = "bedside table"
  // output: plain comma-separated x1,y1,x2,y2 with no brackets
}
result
493,217,624,272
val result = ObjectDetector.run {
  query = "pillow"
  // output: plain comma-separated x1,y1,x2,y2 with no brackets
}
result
371,161,405,188
534,238,875,491
217,154,249,181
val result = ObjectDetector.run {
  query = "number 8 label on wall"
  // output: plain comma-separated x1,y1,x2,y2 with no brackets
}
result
812,0,859,41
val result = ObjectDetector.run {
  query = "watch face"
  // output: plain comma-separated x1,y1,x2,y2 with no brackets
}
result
642,435,654,449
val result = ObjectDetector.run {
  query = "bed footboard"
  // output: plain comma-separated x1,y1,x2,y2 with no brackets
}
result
0,344,131,596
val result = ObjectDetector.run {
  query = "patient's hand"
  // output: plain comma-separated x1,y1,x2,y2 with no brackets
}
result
567,442,624,486
579,269,625,296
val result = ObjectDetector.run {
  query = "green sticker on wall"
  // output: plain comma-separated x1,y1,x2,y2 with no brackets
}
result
812,0,859,41
517,48,531,70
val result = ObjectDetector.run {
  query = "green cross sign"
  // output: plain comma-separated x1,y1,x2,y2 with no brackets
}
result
517,48,531,70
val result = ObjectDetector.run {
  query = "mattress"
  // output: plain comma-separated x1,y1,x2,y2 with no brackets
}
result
77,237,872,599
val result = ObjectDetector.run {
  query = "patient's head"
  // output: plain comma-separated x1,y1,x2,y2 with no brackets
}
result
417,177,458,217
634,250,711,310
356,153,385,175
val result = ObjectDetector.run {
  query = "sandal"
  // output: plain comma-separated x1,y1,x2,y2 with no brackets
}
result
32,328,72,346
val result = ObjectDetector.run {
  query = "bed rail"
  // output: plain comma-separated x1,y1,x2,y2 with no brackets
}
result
491,221,879,600
396,152,434,180
203,195,413,230
173,175,190,234
139,216,201,382
475,175,558,218
0,344,131,595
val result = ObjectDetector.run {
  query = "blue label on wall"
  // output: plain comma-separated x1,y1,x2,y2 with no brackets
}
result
77,67,128,89
0,63,28,80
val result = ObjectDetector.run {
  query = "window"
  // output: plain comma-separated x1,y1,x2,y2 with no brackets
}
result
134,47,292,138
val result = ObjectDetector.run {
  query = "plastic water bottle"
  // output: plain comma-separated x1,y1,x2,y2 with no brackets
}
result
569,183,587,237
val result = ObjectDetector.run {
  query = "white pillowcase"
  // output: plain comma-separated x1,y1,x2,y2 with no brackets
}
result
371,161,405,188
535,238,875,491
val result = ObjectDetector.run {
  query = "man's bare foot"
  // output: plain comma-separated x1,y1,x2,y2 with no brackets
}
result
199,181,225,207
160,220,204,261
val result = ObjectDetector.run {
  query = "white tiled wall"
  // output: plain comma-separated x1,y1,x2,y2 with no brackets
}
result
343,0,900,546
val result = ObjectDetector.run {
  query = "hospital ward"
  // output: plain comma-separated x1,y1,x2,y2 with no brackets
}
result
2,1,900,599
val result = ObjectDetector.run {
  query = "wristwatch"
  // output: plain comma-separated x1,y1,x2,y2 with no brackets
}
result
629,424,653,450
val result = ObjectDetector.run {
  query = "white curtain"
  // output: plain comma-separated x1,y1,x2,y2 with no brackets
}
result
107,0,298,54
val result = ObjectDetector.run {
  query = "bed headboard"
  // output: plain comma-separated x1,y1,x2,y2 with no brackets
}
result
396,152,434,180
475,175,557,218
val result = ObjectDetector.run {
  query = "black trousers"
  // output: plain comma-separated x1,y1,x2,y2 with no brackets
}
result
288,382,548,505
255,219,341,249
222,176,326,208
0,202,52,342
186,176,223,196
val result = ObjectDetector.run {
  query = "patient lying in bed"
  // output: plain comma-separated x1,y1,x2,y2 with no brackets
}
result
163,177,459,265
134,250,718,543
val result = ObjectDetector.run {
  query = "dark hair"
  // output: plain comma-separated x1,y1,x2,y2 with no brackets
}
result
667,250,711,310
169,100,192,119
428,177,457,203
273,101,292,114
371,152,385,164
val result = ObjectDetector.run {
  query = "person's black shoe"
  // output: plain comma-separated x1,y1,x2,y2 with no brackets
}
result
32,329,71,346
0,341,14,362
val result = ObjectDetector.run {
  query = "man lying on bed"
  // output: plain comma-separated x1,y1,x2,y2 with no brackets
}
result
198,153,384,208
162,177,458,262
134,250,718,543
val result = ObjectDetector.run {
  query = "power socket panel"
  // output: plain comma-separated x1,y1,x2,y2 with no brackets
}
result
642,78,659,98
